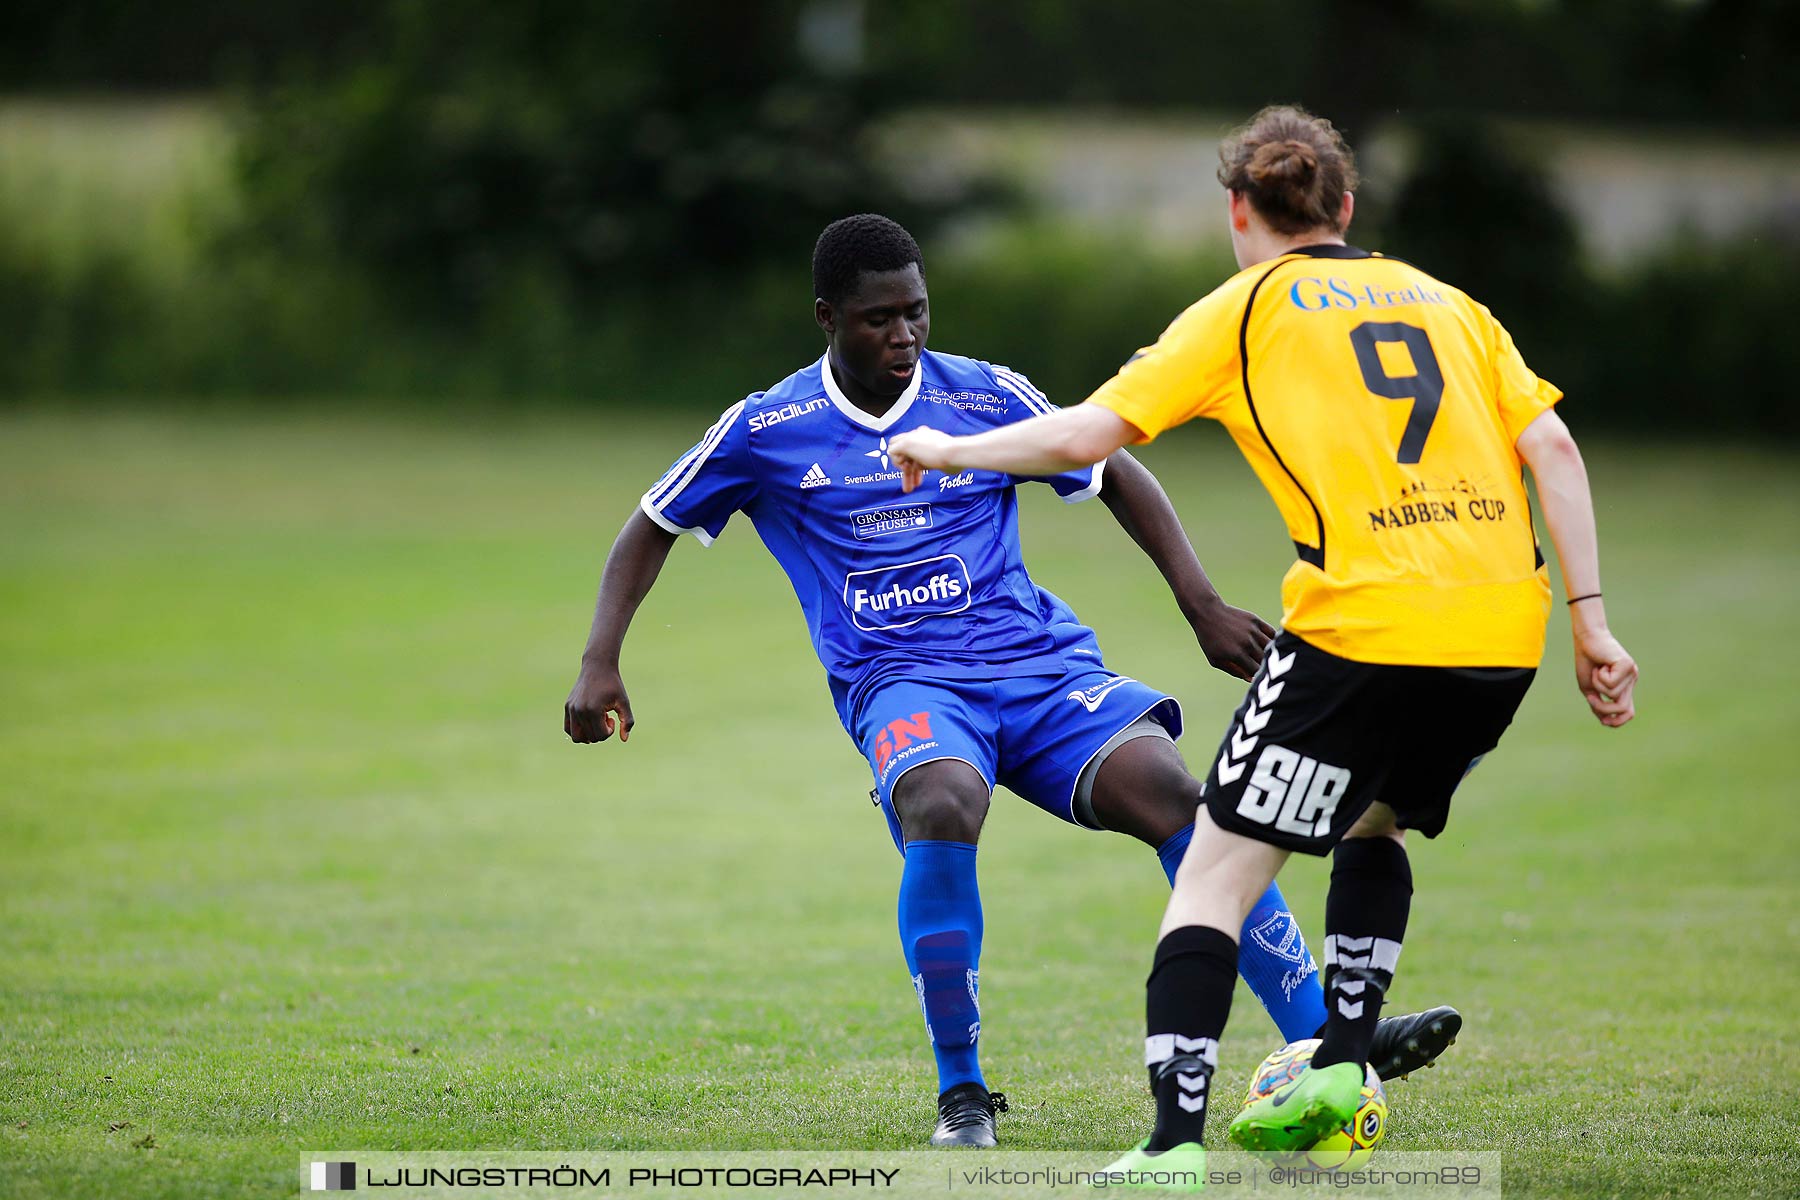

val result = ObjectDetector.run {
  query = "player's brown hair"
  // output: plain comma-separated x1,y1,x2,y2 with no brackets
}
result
1217,105,1360,235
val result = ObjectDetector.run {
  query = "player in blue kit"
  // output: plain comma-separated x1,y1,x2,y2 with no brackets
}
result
564,215,1458,1147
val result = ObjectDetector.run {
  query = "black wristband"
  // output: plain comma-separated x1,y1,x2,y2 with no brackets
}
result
1566,592,1603,606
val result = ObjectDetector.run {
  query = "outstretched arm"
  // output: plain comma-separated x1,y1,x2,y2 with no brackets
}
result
564,508,680,743
1099,451,1273,680
890,404,1136,490
1516,409,1637,727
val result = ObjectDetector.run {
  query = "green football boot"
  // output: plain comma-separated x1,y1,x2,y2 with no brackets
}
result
1101,1139,1207,1191
1228,1060,1365,1152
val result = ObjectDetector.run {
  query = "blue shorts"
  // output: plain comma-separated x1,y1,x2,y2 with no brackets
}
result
855,667,1183,852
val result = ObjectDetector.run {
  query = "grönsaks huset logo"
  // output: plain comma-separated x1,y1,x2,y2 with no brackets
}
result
850,502,932,540
843,554,971,631
310,1161,356,1191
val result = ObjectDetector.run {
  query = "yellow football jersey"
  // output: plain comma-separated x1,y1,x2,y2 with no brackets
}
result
1088,245,1559,667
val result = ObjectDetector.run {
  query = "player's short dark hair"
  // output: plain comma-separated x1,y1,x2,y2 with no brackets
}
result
812,214,924,306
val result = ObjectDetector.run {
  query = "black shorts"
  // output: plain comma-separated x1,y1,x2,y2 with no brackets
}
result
1202,632,1535,855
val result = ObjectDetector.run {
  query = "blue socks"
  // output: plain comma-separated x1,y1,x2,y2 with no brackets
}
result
895,829,1328,1097
1155,821,1194,885
1156,824,1328,1044
1237,879,1329,1042
897,839,984,1093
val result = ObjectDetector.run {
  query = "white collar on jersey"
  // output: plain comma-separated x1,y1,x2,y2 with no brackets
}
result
818,352,924,433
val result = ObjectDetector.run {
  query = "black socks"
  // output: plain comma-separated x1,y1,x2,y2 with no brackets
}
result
1143,924,1237,1150
1312,836,1411,1071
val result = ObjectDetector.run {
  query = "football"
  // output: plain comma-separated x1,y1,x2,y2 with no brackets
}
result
1239,1039,1387,1169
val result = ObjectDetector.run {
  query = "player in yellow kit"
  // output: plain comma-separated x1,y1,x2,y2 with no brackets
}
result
887,105,1638,1177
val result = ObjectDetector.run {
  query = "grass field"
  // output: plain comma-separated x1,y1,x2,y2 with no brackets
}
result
2,409,1797,1198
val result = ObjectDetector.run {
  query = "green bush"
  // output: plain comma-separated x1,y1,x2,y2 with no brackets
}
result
1374,123,1799,439
2,192,1794,440
1378,120,1592,397
227,0,963,322
1590,234,1798,438
928,227,1237,402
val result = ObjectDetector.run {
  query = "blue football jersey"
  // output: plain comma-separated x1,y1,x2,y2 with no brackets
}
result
640,350,1110,728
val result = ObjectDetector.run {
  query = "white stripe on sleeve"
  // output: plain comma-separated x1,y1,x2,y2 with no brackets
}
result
646,401,745,508
993,367,1057,417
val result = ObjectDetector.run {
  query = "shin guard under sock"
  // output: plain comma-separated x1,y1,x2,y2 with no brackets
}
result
898,839,985,1092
